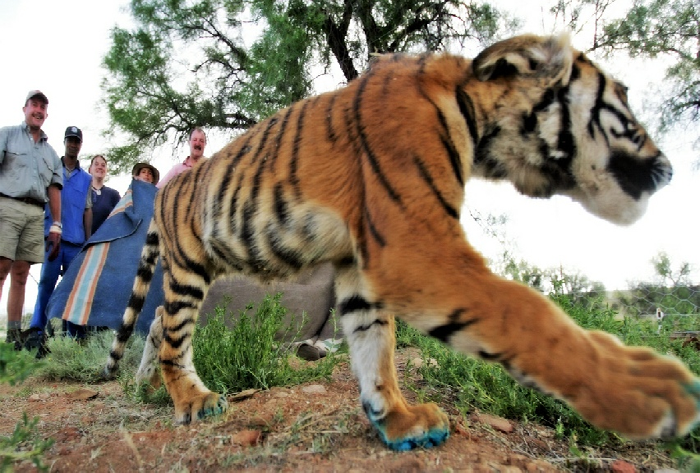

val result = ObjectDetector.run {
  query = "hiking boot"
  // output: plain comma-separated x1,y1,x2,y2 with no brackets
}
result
4,328,24,351
23,329,51,359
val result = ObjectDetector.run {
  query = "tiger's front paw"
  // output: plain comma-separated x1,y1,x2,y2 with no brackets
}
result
573,331,700,439
364,401,450,451
174,391,228,424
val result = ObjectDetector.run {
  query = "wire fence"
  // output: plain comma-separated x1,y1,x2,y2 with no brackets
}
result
465,208,700,328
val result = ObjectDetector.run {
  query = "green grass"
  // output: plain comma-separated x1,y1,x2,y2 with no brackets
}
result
0,342,38,386
0,344,53,472
38,329,145,383
33,294,343,404
193,294,341,395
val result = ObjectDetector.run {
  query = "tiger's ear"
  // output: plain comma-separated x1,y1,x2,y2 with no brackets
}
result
472,33,574,86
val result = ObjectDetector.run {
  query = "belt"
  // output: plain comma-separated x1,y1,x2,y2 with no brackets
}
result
0,193,45,208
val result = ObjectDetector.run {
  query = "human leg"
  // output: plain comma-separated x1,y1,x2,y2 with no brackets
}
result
59,243,86,338
0,257,12,316
29,249,63,332
8,260,30,326
1,258,23,348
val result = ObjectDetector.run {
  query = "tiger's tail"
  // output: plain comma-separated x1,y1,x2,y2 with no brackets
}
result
103,219,161,378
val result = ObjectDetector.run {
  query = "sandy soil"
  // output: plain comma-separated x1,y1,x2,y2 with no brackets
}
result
0,347,681,472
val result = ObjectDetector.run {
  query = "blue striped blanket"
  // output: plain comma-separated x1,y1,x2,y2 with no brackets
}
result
46,179,164,334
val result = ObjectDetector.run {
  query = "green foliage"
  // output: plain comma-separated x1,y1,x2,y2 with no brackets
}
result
242,0,317,117
0,343,38,386
494,251,606,302
101,0,509,170
121,375,172,406
193,294,338,394
669,444,700,472
0,345,50,471
0,412,54,472
614,252,699,318
596,0,699,133
37,330,146,383
29,296,339,403
102,0,257,172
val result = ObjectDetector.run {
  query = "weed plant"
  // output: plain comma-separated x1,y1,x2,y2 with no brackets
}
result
34,295,341,403
0,344,53,471
0,342,37,386
0,413,54,472
193,294,339,395
37,329,146,383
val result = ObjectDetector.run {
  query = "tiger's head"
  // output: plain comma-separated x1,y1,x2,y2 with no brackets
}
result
467,33,672,225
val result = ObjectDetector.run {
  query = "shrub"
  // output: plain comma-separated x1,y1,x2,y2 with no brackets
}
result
193,294,339,394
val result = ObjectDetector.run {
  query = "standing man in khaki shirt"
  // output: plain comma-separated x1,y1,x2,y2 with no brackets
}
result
0,90,63,349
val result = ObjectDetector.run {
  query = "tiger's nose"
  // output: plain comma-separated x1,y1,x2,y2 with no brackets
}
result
652,153,673,192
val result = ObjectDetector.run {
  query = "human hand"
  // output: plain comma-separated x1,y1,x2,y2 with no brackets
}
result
46,224,62,262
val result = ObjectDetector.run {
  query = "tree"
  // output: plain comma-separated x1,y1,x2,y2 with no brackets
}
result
650,251,692,288
593,0,699,137
101,0,509,171
616,252,699,317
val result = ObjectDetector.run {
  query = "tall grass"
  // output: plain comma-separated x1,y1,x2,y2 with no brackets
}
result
38,329,145,383
0,344,54,471
193,294,339,395
36,293,341,394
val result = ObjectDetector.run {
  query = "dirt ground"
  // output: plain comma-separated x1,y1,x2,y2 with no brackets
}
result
0,348,682,472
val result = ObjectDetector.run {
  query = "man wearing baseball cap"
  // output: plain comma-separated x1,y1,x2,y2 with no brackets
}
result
0,90,63,350
25,125,94,353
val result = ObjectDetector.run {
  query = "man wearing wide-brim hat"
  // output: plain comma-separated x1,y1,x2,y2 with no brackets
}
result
0,90,63,350
132,162,160,185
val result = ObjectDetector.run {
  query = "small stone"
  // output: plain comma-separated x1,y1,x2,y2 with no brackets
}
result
28,393,50,402
610,459,636,473
301,384,327,394
472,412,514,433
454,421,471,438
410,357,439,369
67,388,99,401
232,430,262,447
230,388,259,402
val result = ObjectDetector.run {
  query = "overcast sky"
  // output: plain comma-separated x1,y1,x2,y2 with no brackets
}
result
1,0,698,317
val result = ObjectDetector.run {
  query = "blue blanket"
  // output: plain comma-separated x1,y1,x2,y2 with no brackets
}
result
46,179,164,334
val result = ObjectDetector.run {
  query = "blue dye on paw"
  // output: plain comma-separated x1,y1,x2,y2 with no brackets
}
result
371,418,449,451
197,399,227,420
683,380,700,397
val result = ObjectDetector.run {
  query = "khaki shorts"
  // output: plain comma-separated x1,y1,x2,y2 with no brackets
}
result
0,196,46,263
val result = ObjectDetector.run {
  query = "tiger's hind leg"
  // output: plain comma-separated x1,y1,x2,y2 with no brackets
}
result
335,267,449,451
135,306,164,388
104,221,161,379
159,263,227,424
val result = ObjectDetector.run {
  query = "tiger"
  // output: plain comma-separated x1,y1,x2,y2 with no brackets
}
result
104,33,700,451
